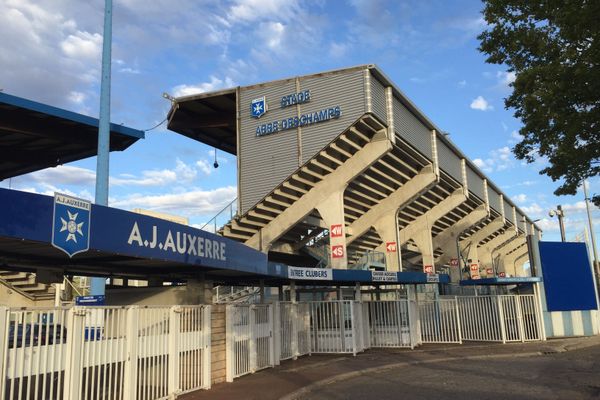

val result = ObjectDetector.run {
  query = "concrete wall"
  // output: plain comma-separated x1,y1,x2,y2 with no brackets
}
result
0,283,54,307
211,304,226,384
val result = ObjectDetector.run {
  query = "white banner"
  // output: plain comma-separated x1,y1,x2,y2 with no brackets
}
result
371,271,398,282
288,266,333,280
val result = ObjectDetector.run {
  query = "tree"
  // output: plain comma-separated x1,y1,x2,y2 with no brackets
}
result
478,0,600,205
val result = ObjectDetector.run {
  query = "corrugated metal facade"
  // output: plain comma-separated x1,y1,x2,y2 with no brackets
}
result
370,75,387,124
489,190,502,216
239,79,298,214
466,168,485,201
239,69,366,214
393,96,432,160
299,70,366,164
504,199,516,224
436,138,462,183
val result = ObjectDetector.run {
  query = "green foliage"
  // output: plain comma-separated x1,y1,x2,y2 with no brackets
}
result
478,0,600,206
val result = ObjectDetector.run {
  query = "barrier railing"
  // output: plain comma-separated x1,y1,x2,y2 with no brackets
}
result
277,302,310,361
225,304,275,382
418,299,462,344
0,305,211,400
364,300,413,348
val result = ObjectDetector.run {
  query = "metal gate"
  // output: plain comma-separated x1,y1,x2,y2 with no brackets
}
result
457,295,542,343
277,302,310,361
0,305,211,400
418,299,462,344
307,301,364,355
225,304,275,382
365,300,412,348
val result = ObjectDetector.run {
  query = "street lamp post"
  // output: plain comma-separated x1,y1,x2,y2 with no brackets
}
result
549,205,566,242
583,180,600,279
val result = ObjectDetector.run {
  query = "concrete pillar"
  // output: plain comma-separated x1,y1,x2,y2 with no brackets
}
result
411,224,436,273
373,215,401,271
479,231,521,276
186,279,213,304
458,217,506,278
316,190,348,269
435,204,488,266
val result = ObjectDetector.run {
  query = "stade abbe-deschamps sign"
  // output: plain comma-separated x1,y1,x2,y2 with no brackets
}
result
253,89,342,137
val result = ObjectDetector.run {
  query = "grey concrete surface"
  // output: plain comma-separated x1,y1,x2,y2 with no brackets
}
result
181,336,600,400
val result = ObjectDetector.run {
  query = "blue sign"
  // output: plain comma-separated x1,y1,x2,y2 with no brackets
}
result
251,96,267,118
51,193,91,257
75,295,105,306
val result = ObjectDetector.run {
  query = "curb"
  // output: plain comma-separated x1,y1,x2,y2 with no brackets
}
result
279,339,600,400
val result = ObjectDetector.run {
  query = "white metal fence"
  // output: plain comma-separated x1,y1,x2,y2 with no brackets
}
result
457,295,542,343
225,304,275,382
306,301,366,355
277,302,310,361
0,305,211,400
418,299,462,344
364,300,413,348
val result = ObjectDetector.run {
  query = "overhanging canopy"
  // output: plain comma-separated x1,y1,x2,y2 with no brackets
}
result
0,92,144,180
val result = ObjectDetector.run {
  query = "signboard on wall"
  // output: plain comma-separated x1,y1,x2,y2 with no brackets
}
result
385,242,397,252
331,245,345,258
330,224,343,237
288,266,332,280
372,271,397,282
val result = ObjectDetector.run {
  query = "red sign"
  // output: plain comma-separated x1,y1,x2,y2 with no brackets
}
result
331,245,344,258
486,268,493,275
385,242,397,252
424,265,434,274
472,274,481,280
450,258,459,267
470,264,479,272
330,224,343,238
499,271,506,278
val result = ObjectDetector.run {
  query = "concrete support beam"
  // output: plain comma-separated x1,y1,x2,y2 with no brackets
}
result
509,252,530,276
315,190,347,269
246,133,392,257
373,216,401,271
347,165,437,245
399,189,467,273
435,204,489,266
478,230,521,273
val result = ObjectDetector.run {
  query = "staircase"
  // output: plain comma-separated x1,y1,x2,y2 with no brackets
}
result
350,250,386,271
214,286,260,303
0,271,56,301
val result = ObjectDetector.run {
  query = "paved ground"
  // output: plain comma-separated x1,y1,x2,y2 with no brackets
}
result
181,336,600,400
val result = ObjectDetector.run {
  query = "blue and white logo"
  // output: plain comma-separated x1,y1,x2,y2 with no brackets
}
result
51,193,91,257
251,96,267,118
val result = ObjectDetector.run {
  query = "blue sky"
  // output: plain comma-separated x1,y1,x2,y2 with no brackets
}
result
0,0,598,245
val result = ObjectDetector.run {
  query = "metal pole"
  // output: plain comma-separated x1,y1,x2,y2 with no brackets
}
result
557,205,566,242
583,180,600,279
91,0,113,297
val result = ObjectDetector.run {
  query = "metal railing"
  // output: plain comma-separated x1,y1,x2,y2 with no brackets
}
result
0,305,211,400
418,299,462,344
364,300,413,348
200,198,237,233
351,251,386,271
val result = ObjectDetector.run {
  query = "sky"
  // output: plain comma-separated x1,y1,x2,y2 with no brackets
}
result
0,0,599,247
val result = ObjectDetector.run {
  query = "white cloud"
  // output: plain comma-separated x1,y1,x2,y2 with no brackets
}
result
227,0,298,22
521,203,543,215
112,186,237,217
60,31,102,60
470,96,493,111
472,146,515,173
172,75,235,97
513,194,527,204
196,160,213,175
497,71,516,88
257,21,286,50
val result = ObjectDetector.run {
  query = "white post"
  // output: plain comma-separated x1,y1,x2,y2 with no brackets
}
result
290,281,296,303
533,283,547,341
0,307,9,398
496,296,507,344
273,302,281,366
249,305,257,373
168,306,181,395
268,304,275,368
291,302,298,360
202,305,212,389
122,306,139,400
63,307,87,400
454,297,463,344
350,301,357,356
225,305,234,382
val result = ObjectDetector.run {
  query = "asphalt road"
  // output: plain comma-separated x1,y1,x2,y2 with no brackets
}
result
296,345,600,400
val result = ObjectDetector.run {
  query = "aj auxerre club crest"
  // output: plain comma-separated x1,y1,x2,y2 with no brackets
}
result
251,96,267,118
51,193,91,257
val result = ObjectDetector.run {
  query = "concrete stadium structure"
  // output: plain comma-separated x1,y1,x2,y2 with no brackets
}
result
168,64,538,281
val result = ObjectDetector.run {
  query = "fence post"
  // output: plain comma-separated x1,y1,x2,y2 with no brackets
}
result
350,301,358,356
269,304,276,368
122,306,139,400
273,302,281,365
515,296,526,342
203,305,212,389
454,298,463,344
249,305,257,373
63,307,87,400
225,305,234,383
0,307,9,398
496,296,507,344
168,306,181,396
